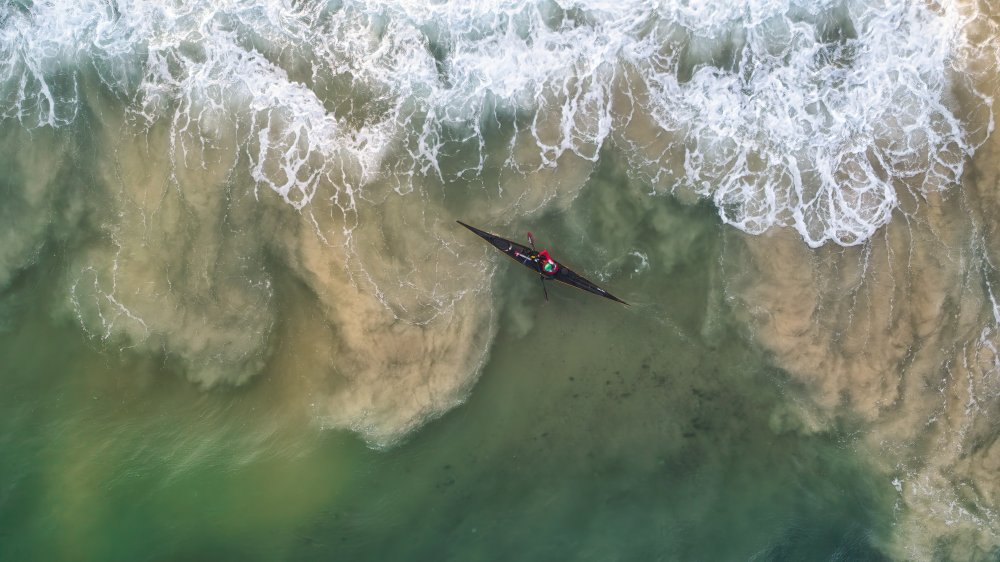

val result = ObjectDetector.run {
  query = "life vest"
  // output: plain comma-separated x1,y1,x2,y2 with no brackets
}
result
538,250,558,274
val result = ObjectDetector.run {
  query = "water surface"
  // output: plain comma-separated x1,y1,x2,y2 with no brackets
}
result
1,0,999,558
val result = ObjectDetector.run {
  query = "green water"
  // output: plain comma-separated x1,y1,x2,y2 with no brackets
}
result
0,158,896,561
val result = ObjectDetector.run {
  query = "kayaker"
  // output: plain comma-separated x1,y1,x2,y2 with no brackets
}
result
537,249,559,275
456,221,628,305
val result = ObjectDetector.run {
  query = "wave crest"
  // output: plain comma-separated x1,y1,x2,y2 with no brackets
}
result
2,0,984,247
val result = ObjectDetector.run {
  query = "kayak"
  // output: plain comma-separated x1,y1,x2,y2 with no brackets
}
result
457,220,629,306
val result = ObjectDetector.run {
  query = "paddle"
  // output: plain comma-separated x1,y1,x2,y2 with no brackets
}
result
526,232,549,302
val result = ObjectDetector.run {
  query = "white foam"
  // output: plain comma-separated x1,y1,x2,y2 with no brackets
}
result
1,0,983,247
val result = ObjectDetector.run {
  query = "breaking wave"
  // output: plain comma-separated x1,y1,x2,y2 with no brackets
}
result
2,0,988,245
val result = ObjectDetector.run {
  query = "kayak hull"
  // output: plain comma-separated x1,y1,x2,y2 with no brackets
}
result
457,221,629,306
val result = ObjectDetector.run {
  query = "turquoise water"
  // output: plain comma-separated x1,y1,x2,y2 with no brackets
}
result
0,160,894,560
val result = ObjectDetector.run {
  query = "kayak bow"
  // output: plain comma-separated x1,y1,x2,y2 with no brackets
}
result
457,220,629,306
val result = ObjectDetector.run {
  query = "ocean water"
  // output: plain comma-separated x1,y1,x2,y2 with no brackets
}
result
1,0,999,559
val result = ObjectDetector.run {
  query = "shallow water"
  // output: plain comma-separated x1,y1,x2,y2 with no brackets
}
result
0,168,895,560
2,0,1000,559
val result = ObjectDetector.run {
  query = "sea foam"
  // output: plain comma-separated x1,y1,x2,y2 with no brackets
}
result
1,0,982,247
